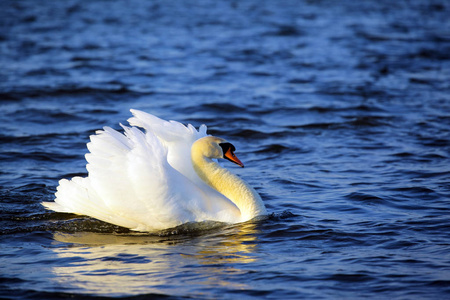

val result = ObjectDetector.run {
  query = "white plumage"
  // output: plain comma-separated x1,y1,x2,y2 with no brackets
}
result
43,109,266,231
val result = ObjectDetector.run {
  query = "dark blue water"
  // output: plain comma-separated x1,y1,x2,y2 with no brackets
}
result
1,0,450,299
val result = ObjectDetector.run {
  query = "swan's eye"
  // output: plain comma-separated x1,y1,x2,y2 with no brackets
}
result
219,142,244,167
219,142,236,156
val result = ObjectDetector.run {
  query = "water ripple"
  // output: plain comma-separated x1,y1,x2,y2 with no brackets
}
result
1,0,450,299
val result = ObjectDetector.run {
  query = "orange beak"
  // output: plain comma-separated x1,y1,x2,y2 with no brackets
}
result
224,147,245,168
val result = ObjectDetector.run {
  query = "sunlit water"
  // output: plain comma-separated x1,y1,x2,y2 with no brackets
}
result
1,0,449,299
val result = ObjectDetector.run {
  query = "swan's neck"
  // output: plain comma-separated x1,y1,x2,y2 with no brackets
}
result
191,154,266,221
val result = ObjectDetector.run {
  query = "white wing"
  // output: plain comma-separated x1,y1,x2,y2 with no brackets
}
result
128,109,207,185
43,110,240,231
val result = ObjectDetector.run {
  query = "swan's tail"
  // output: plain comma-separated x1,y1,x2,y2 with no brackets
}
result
43,177,141,230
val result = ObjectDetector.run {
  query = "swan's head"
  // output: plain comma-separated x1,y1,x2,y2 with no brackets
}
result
192,136,245,168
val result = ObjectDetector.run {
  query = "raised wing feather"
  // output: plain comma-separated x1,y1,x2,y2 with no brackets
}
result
128,109,207,185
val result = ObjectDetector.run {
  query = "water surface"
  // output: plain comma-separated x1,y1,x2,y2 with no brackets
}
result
1,0,449,299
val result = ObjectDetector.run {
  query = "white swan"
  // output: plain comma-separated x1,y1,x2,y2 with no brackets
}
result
43,109,266,231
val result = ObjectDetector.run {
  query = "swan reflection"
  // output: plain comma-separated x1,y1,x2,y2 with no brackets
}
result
50,222,261,296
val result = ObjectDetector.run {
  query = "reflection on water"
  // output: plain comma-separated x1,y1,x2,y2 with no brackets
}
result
51,222,261,296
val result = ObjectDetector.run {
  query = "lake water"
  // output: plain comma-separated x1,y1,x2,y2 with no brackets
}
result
1,0,449,299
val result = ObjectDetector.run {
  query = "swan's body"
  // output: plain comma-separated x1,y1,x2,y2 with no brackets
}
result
43,109,266,231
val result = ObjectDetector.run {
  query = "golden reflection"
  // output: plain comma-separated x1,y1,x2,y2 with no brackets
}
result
50,221,262,296
182,221,260,265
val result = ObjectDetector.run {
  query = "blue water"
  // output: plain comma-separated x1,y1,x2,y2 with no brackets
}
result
1,0,450,299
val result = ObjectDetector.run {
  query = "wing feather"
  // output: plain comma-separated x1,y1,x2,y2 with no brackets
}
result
128,109,207,185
